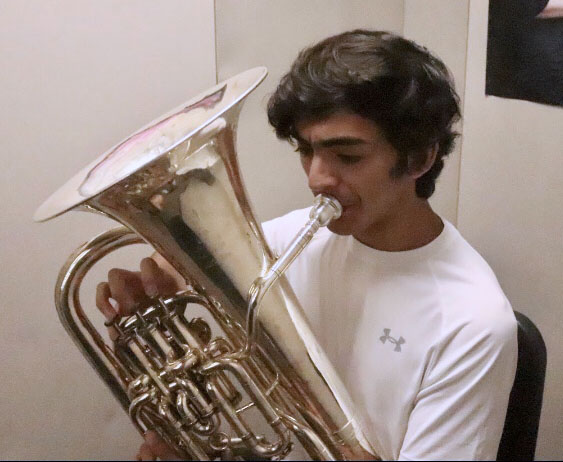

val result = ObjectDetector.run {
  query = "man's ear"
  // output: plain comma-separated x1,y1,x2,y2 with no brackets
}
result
408,144,438,179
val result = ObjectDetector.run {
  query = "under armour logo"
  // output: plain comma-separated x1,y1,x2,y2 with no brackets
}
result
380,328,406,352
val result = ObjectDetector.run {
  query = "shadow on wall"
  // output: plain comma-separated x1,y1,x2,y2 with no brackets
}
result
486,0,563,107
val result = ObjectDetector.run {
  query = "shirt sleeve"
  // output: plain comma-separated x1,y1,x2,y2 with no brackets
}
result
398,311,518,461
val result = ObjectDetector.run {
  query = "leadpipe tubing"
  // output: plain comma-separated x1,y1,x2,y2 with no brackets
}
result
244,194,342,352
264,194,342,283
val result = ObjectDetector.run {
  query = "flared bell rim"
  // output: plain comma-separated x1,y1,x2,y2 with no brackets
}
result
34,67,268,222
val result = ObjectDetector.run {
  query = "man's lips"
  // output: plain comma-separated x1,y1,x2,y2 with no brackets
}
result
335,202,358,220
311,192,356,216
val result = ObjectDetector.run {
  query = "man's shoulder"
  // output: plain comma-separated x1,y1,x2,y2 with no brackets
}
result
423,228,517,382
438,222,507,296
262,207,311,233
430,222,517,338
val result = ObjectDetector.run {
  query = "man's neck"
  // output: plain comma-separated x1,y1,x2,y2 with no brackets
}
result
355,200,444,252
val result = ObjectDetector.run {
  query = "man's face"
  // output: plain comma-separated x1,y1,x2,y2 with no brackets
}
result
295,111,418,245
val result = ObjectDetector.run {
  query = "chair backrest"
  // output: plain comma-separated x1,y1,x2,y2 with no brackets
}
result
497,311,547,461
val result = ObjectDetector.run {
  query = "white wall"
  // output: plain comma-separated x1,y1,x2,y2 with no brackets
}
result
460,1,563,459
0,1,216,459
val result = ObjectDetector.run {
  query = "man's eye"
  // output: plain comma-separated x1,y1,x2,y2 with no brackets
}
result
337,154,362,165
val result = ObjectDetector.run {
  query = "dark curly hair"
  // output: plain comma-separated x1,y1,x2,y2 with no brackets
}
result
267,30,461,198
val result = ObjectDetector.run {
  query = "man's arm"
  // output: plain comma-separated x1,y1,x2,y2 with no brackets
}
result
398,314,518,461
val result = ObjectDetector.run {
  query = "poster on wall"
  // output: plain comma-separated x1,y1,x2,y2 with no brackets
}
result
486,0,563,107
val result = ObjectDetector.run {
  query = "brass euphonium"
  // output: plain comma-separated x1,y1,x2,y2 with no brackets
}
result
35,68,375,460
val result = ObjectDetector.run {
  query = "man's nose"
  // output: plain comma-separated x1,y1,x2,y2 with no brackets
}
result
307,154,339,193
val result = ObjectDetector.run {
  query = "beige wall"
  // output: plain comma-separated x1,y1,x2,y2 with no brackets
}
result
0,0,216,459
460,1,563,458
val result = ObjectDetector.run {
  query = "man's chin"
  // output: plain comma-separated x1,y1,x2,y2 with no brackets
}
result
327,221,353,236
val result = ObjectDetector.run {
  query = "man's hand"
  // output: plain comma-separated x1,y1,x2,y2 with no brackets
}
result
95,256,185,460
95,256,185,340
137,431,181,461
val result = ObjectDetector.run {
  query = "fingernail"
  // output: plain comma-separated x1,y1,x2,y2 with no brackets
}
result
146,283,158,298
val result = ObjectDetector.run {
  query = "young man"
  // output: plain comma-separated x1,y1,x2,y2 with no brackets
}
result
98,30,517,460
261,30,517,460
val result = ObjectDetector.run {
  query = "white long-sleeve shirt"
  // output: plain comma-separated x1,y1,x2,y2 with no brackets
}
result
262,208,517,460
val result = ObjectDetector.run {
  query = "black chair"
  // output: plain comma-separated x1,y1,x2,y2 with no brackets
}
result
497,311,547,461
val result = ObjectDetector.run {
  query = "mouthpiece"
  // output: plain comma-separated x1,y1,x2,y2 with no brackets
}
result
311,194,343,226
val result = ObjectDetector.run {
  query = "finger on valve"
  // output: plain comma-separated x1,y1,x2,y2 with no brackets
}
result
140,257,182,298
107,268,150,316
96,281,120,341
97,257,185,341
